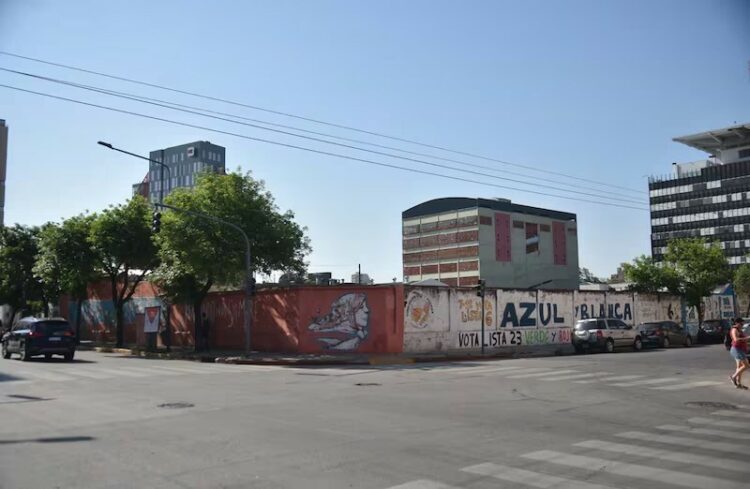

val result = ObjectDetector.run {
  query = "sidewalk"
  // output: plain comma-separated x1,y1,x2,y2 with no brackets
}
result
78,342,572,365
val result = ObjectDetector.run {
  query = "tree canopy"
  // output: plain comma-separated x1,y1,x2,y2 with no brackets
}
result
0,225,43,321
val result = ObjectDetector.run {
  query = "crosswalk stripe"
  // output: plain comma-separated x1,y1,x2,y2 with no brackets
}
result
616,431,747,453
611,377,678,387
385,479,461,489
116,366,182,376
574,375,643,384
96,367,149,378
522,450,741,489
656,424,749,441
507,369,577,379
542,373,600,381
689,417,750,429
711,410,750,419
575,439,750,473
6,367,71,382
650,381,722,391
462,462,617,489
442,365,525,375
53,368,113,379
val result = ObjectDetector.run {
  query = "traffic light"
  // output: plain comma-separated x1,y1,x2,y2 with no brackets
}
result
475,279,486,297
151,211,162,234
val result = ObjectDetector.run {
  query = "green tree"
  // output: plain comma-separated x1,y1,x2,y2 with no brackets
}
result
152,170,310,345
664,238,731,325
579,267,603,284
0,225,44,323
90,197,157,347
34,214,98,338
622,255,680,294
734,263,750,317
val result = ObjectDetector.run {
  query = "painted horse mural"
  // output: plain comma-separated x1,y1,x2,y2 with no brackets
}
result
307,293,370,350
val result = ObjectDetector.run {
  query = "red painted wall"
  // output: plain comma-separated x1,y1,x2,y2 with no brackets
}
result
62,282,404,354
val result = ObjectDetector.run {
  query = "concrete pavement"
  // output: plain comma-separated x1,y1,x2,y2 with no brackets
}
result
1,344,748,488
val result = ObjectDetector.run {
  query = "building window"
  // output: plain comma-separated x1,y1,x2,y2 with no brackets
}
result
739,148,750,160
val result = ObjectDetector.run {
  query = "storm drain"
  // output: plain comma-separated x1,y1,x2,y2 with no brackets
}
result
157,402,194,409
354,382,381,387
685,401,737,410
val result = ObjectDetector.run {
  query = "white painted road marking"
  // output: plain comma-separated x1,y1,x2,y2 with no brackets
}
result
542,373,601,381
611,377,678,387
507,369,578,379
575,439,750,473
462,462,618,489
711,410,750,419
616,431,747,453
656,424,750,440
574,374,643,384
385,479,461,489
689,417,750,429
650,381,722,391
522,450,743,489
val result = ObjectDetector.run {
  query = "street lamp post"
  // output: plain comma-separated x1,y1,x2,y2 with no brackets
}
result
154,202,254,354
97,141,171,203
98,141,173,351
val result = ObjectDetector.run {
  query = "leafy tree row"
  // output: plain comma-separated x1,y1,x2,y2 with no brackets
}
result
622,238,733,324
0,171,310,346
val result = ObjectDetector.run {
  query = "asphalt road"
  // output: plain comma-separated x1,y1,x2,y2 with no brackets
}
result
1,343,749,489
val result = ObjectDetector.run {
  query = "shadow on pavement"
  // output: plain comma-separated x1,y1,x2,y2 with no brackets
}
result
0,436,95,445
0,372,23,382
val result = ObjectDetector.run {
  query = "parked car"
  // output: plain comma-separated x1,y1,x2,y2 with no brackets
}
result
572,318,643,353
640,321,693,349
697,319,729,344
1,317,76,361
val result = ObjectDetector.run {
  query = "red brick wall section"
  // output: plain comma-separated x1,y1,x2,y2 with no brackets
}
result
456,230,478,243
438,246,478,260
459,261,479,272
459,276,480,286
419,235,439,247
403,237,420,250
439,263,457,273
442,278,458,286
403,266,421,276
421,264,439,274
438,233,457,245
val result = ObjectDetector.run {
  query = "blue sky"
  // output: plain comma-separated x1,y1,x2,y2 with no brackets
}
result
1,0,748,282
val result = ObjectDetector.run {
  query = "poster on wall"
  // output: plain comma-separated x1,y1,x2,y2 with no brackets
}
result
404,287,450,333
450,289,496,332
144,306,160,333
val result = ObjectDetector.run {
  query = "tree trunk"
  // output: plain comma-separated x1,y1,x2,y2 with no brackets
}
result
164,304,172,352
193,299,203,353
745,295,750,318
115,302,124,348
75,299,83,344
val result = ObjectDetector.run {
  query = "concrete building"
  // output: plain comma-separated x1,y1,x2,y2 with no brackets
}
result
649,123,750,266
132,141,226,203
402,197,579,289
0,119,7,226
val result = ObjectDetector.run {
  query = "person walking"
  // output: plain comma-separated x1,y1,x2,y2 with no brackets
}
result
729,317,749,389
201,312,211,352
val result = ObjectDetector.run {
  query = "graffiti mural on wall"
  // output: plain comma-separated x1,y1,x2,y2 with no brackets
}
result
405,290,434,329
307,293,370,350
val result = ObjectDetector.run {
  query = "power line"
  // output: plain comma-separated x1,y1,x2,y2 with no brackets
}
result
0,50,646,195
1,67,647,206
0,82,649,212
0,67,645,202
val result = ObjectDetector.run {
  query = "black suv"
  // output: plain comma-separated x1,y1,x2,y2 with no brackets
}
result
1,317,76,361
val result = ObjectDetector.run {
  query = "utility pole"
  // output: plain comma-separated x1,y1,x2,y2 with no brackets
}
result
154,202,254,354
358,263,361,285
476,279,486,354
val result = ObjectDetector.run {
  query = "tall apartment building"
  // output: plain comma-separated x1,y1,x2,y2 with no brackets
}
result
132,141,226,203
0,119,7,226
649,123,750,266
402,198,579,289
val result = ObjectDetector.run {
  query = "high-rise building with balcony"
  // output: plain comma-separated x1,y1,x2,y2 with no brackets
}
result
649,123,750,266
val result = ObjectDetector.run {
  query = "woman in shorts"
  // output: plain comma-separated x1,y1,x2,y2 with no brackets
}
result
729,318,749,389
